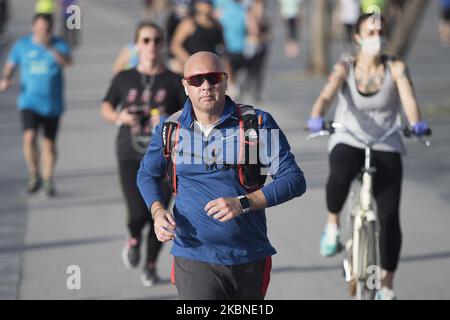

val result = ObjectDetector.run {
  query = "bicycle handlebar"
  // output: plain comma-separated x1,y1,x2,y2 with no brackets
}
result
306,121,432,147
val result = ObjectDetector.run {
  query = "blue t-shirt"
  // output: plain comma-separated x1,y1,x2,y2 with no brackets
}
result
7,35,71,117
219,1,247,54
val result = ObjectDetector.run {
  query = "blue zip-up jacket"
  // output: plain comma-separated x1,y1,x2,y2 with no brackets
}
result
137,96,306,265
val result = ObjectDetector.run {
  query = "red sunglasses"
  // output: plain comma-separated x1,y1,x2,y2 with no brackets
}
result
184,72,227,87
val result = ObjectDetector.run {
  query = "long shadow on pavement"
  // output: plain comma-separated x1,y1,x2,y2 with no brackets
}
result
0,235,123,254
27,195,123,212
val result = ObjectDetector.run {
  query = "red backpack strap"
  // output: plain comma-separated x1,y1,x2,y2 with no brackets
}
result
236,105,246,187
171,122,181,194
162,110,183,195
236,104,267,192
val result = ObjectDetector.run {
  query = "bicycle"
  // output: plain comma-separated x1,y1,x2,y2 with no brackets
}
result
307,122,431,300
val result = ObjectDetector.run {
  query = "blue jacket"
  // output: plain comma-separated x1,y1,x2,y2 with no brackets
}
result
137,96,306,265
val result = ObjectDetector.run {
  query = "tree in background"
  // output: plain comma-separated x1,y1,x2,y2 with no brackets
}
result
386,0,430,58
309,0,331,75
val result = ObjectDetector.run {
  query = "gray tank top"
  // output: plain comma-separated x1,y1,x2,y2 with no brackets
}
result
328,57,406,155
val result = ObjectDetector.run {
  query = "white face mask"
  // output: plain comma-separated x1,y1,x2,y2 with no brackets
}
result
359,36,386,56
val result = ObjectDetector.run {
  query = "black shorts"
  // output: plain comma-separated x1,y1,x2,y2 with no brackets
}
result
21,109,60,141
286,17,299,41
442,8,450,22
227,53,248,73
172,256,272,300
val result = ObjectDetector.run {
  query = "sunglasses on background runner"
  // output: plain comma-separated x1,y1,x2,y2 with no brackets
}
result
184,72,228,87
142,37,162,45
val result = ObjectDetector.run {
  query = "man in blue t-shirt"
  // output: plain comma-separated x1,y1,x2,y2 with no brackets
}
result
0,13,71,197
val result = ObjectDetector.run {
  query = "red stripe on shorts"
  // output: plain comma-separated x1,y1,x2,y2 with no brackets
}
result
170,257,176,285
261,256,272,299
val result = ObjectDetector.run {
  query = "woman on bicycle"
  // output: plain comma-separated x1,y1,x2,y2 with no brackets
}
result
307,13,430,300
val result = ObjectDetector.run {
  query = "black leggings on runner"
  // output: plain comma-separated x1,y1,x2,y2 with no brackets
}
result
118,160,170,264
286,17,298,41
243,46,268,102
326,144,403,272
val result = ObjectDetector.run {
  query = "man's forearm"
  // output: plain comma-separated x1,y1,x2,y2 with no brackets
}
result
150,201,166,220
247,190,268,211
49,48,72,66
260,167,306,208
2,63,15,80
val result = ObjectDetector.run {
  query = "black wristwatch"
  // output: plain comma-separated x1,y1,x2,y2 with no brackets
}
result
237,195,251,214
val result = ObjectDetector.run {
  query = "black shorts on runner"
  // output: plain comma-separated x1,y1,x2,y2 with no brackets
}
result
442,8,450,22
171,256,272,300
228,53,248,73
21,109,60,141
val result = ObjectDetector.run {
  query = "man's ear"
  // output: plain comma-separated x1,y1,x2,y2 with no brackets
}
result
223,73,228,92
182,79,189,96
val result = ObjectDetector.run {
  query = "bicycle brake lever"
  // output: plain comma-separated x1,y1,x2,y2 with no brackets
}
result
324,121,335,134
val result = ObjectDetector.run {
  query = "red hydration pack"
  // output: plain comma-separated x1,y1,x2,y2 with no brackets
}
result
161,104,267,194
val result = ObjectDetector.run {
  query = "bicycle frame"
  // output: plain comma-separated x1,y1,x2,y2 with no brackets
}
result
334,122,403,299
351,150,380,299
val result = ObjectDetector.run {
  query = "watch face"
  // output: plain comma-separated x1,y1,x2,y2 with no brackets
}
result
239,196,250,211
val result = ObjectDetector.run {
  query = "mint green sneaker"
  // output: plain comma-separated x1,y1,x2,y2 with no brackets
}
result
375,287,396,300
320,223,342,257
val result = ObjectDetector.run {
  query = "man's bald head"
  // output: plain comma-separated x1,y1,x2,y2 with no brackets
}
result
184,52,224,78
182,52,228,119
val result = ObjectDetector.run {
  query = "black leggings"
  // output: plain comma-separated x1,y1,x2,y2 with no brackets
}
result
118,160,171,264
243,46,268,102
286,17,298,41
343,23,354,44
326,144,403,272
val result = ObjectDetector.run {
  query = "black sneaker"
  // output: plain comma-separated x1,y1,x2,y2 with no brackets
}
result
43,179,57,198
141,266,160,287
27,175,42,194
121,238,140,269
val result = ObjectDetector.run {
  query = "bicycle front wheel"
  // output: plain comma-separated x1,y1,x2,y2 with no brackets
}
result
354,218,379,300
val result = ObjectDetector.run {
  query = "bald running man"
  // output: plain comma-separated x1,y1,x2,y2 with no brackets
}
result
137,52,306,300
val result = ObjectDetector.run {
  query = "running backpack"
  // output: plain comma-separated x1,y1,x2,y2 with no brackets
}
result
162,104,267,194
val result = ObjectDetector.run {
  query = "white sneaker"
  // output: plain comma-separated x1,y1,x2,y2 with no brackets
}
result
375,287,396,300
325,223,339,244
141,267,160,287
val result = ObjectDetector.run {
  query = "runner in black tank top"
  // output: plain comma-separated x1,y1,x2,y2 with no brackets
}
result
169,0,224,69
183,20,223,55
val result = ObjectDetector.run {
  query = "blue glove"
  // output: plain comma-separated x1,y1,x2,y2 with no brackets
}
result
411,121,430,136
307,116,325,133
